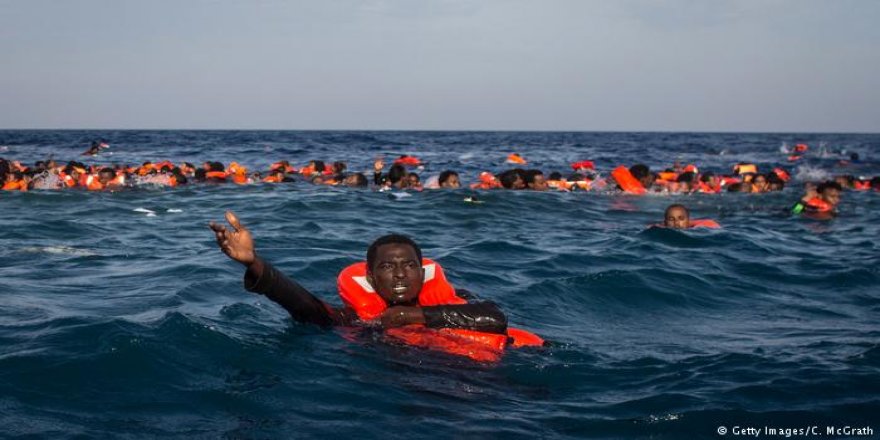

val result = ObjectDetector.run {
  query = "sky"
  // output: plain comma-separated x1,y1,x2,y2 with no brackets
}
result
1,0,878,132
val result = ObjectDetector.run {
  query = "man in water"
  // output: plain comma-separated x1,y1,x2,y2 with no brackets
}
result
663,204,691,229
208,212,508,331
791,181,842,219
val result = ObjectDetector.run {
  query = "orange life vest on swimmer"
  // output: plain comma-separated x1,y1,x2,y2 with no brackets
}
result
570,160,595,171
337,259,544,362
611,166,646,195
689,219,721,229
470,172,501,190
805,197,833,213
547,179,573,191
394,156,422,166
2,180,27,191
205,171,228,181
505,153,526,165
794,143,808,153
773,168,791,182
84,175,104,191
734,163,757,175
853,181,871,191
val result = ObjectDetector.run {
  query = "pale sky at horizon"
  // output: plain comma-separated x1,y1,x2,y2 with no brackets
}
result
1,0,878,132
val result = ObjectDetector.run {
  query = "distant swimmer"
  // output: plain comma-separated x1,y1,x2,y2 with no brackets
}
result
438,170,461,189
209,211,543,361
505,153,527,165
790,181,842,219
655,204,720,229
81,140,109,156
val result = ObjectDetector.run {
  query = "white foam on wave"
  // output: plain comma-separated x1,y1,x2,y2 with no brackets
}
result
18,246,98,256
795,165,831,182
133,208,157,217
166,209,183,213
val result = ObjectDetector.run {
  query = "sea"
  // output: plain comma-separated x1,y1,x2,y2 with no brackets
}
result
1,130,878,439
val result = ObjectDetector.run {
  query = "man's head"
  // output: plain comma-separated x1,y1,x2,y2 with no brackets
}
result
499,169,526,189
629,164,653,188
817,181,843,207
524,169,548,191
438,170,460,188
97,167,116,185
664,204,690,229
342,172,368,187
366,234,424,305
751,174,768,192
387,164,407,187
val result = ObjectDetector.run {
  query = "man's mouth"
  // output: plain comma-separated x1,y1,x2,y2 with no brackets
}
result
392,283,408,294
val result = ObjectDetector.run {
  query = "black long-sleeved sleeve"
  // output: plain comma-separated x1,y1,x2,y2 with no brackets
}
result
243,259,358,327
423,302,508,334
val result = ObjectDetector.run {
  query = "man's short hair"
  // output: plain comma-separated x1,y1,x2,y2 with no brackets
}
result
817,181,842,193
438,170,458,185
366,234,422,273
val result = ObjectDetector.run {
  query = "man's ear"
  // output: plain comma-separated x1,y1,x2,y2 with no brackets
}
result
420,267,425,282
366,272,376,289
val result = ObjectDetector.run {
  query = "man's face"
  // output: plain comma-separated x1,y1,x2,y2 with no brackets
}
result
821,188,841,206
752,176,767,192
98,171,115,184
529,174,548,191
512,175,526,190
367,243,424,305
441,174,460,188
664,207,690,229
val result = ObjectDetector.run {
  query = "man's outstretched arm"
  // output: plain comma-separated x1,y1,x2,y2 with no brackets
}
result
209,210,357,327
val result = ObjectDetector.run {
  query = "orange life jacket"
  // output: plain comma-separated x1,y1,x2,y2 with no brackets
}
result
805,197,832,212
570,160,595,170
734,164,757,175
611,166,646,195
794,143,808,153
2,180,27,191
853,181,871,191
59,173,78,188
337,259,543,361
262,174,283,183
656,171,678,182
689,219,721,229
394,156,422,166
205,171,228,181
773,167,791,182
84,175,104,191
469,172,501,189
505,153,526,165
547,179,573,191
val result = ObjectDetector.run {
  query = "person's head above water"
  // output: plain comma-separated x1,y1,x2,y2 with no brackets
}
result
664,204,690,229
817,181,842,206
365,234,424,305
438,170,460,188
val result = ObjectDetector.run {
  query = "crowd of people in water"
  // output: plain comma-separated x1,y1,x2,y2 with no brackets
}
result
2,143,877,223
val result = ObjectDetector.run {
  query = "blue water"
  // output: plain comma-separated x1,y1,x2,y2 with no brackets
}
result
1,130,878,439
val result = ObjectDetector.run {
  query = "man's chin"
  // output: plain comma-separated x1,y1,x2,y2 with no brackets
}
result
384,293,418,305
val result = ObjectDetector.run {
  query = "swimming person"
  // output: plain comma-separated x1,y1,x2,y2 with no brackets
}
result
657,204,721,229
790,181,842,219
209,211,543,361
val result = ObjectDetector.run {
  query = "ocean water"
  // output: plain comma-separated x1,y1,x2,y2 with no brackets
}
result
1,130,878,439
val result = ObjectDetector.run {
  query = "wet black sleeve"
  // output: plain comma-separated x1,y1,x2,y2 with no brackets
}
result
243,258,358,327
373,171,385,186
422,302,508,334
